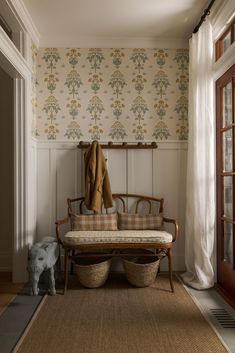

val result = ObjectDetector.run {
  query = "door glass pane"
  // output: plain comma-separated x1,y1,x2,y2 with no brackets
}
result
223,82,233,126
224,222,233,264
223,31,231,53
223,129,233,171
224,176,233,218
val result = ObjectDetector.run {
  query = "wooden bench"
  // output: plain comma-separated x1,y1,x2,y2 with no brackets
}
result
55,193,179,293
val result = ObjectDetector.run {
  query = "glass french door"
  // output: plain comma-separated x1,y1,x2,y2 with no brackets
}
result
216,64,235,305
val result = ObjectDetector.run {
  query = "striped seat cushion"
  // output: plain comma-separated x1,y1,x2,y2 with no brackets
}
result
118,212,163,230
71,213,118,231
64,230,173,245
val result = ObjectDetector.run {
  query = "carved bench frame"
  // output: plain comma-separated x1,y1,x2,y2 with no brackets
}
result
55,193,179,294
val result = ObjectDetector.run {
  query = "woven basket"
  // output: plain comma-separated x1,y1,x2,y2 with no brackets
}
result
75,257,112,288
123,256,160,287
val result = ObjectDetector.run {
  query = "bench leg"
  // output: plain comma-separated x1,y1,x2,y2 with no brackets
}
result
63,248,69,294
168,248,174,293
70,249,75,274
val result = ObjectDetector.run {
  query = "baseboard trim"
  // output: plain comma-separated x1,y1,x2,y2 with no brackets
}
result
214,283,235,309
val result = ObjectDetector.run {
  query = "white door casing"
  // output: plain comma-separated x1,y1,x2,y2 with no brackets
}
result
0,26,33,282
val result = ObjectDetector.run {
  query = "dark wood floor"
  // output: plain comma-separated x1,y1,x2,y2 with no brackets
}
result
0,272,23,316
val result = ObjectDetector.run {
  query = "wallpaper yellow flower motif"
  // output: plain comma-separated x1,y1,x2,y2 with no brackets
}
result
36,48,189,141
65,48,83,140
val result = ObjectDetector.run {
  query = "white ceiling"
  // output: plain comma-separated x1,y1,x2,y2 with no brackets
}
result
22,0,210,47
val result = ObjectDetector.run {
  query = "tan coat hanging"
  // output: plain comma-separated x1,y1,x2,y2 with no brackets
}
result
84,141,113,213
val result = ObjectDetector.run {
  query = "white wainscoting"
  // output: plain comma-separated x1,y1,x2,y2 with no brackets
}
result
28,140,37,242
36,141,187,271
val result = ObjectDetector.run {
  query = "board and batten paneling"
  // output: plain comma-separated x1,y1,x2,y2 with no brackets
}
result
28,141,37,243
36,141,187,271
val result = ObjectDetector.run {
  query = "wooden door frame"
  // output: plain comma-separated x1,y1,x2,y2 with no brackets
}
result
216,64,235,307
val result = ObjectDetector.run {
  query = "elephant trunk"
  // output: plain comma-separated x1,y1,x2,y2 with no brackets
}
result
29,271,41,296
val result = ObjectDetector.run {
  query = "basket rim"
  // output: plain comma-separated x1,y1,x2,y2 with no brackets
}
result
123,257,160,265
74,257,112,267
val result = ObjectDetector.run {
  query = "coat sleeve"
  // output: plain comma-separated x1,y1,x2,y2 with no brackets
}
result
102,170,113,209
84,141,113,212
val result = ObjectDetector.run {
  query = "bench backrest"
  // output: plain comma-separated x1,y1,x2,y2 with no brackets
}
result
67,194,164,217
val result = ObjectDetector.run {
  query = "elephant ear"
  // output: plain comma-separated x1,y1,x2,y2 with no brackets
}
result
45,243,59,268
41,243,50,250
42,236,57,243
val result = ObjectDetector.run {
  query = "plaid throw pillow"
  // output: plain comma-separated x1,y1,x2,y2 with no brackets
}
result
118,212,163,230
71,213,118,231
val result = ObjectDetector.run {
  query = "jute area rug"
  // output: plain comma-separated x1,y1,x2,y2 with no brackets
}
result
15,274,228,353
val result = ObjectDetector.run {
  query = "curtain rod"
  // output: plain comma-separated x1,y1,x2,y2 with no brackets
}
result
193,0,216,34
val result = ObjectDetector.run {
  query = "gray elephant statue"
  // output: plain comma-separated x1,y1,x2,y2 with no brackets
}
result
27,237,59,296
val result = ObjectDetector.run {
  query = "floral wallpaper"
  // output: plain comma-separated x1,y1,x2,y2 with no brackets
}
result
35,48,188,141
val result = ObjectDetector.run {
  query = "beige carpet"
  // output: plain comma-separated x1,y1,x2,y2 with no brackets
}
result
15,274,229,353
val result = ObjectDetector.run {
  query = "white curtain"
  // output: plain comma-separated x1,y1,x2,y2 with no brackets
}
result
181,20,215,289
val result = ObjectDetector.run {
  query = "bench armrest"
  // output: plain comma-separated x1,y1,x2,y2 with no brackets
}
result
55,218,70,245
163,217,179,242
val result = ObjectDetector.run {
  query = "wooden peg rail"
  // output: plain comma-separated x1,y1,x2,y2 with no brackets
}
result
77,141,158,149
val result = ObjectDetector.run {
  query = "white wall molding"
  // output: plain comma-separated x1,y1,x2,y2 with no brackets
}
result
0,27,31,78
156,141,188,150
30,138,37,148
212,0,235,41
212,0,235,81
213,43,235,80
7,0,40,47
40,36,188,49
36,141,79,150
